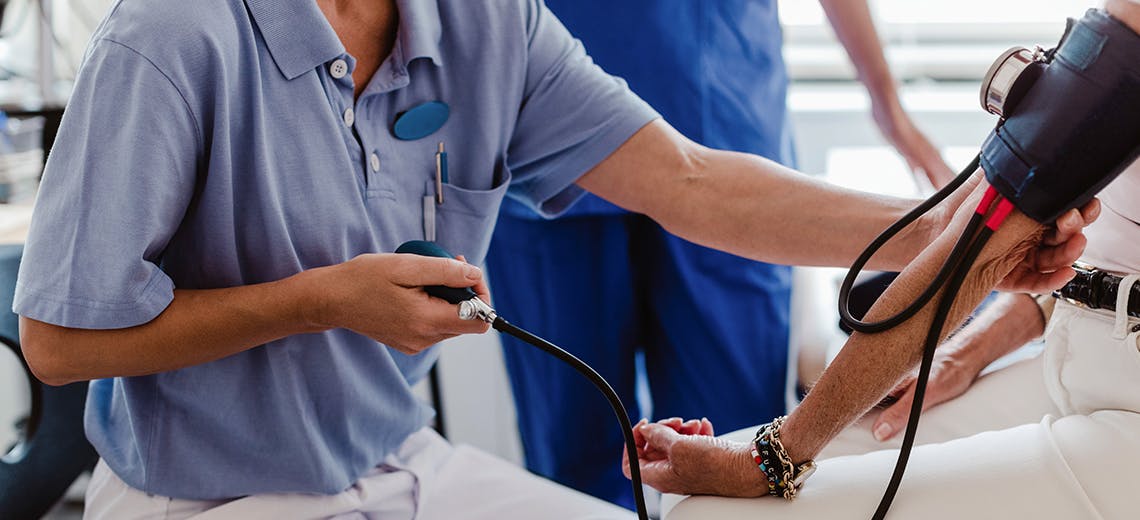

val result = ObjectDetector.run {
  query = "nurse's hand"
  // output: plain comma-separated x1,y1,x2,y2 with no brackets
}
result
928,172,1099,294
622,418,767,497
311,253,491,354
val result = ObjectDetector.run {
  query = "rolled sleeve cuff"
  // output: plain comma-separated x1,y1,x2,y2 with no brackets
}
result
523,112,660,219
13,269,176,330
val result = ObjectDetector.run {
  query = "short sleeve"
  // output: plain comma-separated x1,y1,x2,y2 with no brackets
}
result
504,0,659,218
14,39,201,329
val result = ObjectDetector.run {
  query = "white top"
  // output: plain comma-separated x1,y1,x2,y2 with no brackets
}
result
1082,159,1140,274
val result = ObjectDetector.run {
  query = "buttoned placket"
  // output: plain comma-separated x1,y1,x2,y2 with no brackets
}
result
322,54,375,196
354,39,418,201
323,45,420,201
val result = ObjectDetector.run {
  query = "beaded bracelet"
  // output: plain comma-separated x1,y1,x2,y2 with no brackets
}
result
750,415,816,500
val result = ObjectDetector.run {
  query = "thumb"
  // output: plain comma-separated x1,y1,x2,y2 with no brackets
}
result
391,255,482,288
873,384,917,442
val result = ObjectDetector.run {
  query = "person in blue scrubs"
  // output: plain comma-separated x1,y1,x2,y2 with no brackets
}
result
487,0,955,508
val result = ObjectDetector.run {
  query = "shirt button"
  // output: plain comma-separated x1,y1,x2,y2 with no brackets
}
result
370,153,381,172
329,59,348,79
343,107,355,127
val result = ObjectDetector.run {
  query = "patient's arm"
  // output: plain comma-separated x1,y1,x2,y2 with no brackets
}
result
773,0,1140,465
778,178,1046,465
626,176,1093,497
630,4,1140,496
870,292,1047,441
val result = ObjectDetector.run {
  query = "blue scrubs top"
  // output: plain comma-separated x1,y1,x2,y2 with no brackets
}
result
502,0,795,218
14,0,656,500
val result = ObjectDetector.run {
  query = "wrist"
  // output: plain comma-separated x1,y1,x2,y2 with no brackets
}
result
872,195,931,271
869,87,904,128
291,265,340,333
729,443,771,498
940,333,992,376
748,416,818,500
902,202,947,268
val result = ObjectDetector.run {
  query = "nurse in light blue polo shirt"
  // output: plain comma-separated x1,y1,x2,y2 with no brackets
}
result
15,0,655,515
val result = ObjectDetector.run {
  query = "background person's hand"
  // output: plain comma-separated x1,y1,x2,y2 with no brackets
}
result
310,253,491,354
874,102,957,189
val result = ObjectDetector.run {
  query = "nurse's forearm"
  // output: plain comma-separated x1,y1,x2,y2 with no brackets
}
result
577,120,927,270
20,272,325,386
20,254,488,386
777,205,1046,463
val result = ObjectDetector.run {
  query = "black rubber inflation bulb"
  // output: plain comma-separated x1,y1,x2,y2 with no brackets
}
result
395,240,478,304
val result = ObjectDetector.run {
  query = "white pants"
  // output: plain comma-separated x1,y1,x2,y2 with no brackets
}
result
84,428,634,520
666,300,1140,520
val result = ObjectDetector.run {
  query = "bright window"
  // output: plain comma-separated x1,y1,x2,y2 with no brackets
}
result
780,0,1095,81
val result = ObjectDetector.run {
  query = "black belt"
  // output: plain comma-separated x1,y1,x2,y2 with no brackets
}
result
1055,265,1140,319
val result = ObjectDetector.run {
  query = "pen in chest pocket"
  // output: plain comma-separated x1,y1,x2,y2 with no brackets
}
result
425,142,448,241
435,142,448,205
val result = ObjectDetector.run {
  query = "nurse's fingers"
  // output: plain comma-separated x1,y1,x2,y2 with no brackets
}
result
456,255,492,304
418,296,491,335
390,255,482,289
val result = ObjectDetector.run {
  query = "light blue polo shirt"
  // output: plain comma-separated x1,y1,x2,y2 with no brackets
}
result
14,0,657,499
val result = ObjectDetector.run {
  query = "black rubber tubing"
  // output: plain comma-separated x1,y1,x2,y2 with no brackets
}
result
871,223,994,520
839,155,981,333
492,317,650,520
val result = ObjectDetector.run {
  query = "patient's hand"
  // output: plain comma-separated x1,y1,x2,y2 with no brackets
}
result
622,417,768,497
871,293,1047,441
931,172,1098,294
992,204,1095,293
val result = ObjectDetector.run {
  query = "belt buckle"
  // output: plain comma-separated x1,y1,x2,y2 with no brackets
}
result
1053,291,1089,310
1054,261,1097,309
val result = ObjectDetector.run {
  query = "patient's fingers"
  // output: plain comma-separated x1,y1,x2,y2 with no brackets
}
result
678,419,701,435
1042,201,1099,247
699,417,714,436
659,417,684,430
1080,198,1101,224
1034,232,1087,274
1017,266,1078,295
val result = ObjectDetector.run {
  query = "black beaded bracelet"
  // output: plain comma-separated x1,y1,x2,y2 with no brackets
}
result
750,416,816,500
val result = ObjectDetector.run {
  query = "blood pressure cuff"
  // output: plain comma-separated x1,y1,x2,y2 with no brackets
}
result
981,9,1140,223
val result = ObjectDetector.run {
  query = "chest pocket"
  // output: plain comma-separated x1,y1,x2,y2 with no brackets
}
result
432,160,511,265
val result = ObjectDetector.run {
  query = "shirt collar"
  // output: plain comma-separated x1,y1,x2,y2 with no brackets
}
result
245,0,344,80
397,0,443,67
245,0,442,81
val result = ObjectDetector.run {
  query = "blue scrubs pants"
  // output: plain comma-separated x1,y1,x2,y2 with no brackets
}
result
486,213,791,509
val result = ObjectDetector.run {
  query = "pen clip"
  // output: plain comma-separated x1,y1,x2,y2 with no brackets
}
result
435,142,446,205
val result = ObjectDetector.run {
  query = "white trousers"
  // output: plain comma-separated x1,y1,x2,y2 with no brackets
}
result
84,427,634,520
666,300,1140,520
